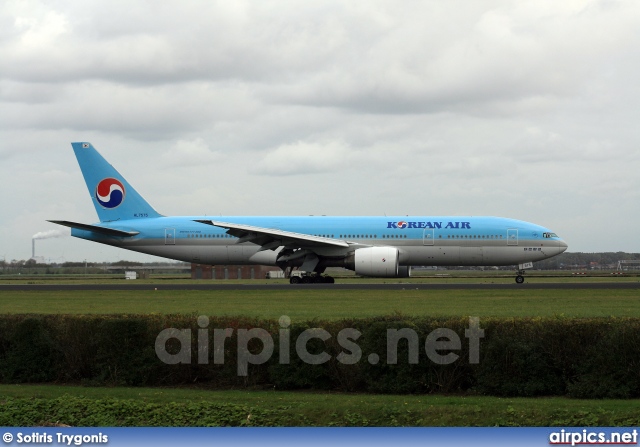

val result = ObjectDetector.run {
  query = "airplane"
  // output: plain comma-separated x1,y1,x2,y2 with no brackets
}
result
49,142,568,284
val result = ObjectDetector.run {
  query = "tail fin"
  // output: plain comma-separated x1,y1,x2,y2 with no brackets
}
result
72,142,162,222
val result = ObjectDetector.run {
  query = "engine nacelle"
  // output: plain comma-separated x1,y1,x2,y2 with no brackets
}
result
354,246,401,277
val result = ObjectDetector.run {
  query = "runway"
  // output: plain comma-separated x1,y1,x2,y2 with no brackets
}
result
1,282,639,291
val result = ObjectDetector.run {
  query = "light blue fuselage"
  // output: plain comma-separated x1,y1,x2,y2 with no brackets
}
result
72,215,567,267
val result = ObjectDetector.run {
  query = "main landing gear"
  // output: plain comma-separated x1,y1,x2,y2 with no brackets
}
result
289,273,335,284
515,269,526,284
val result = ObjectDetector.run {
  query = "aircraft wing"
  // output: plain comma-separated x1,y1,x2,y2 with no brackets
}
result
194,220,349,251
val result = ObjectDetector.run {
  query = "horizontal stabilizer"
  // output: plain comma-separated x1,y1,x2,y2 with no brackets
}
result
48,220,139,237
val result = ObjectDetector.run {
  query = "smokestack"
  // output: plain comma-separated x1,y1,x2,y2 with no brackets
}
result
30,228,70,261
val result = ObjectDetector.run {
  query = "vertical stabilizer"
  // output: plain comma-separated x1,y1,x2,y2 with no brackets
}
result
71,142,162,222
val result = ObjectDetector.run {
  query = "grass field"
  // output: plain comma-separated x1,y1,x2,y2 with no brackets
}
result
0,288,638,319
1,384,639,426
2,278,639,427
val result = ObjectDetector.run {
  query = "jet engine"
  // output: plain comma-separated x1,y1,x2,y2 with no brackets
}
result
353,246,409,277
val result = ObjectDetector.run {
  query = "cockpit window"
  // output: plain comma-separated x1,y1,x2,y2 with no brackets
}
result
543,232,558,238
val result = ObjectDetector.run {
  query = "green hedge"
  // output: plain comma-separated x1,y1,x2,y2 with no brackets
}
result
1,314,639,398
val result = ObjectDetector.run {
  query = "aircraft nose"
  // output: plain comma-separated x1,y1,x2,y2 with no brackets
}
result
558,240,568,253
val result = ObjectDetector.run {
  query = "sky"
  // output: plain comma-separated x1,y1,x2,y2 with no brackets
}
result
1,0,639,263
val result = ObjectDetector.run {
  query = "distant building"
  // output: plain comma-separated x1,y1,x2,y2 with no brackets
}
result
191,264,281,280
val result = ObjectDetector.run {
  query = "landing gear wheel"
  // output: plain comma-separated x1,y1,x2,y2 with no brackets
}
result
301,276,311,284
324,276,335,284
515,275,525,284
290,276,301,284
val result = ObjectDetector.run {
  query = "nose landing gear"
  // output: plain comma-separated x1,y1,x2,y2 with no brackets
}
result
515,269,526,284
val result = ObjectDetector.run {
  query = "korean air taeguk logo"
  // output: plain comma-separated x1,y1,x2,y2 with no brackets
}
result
95,178,125,209
396,221,408,229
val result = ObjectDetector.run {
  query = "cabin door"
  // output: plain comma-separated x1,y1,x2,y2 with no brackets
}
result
165,228,176,245
507,229,518,246
423,228,434,246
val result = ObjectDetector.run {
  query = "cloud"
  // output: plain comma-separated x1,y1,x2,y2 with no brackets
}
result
1,0,640,261
263,1,640,115
0,80,259,140
161,138,219,167
254,140,355,176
